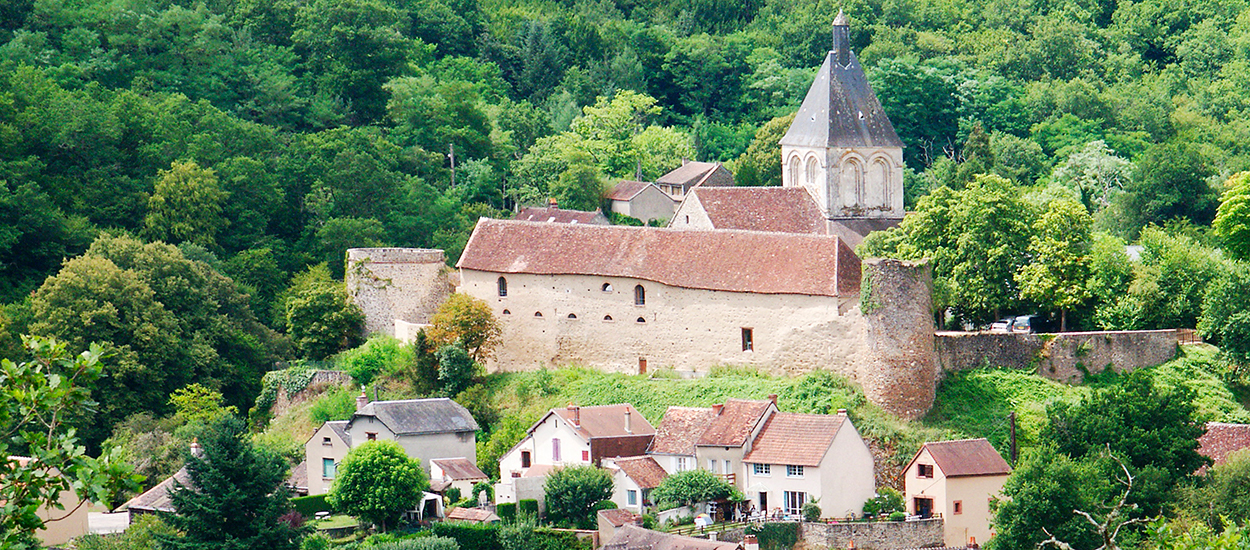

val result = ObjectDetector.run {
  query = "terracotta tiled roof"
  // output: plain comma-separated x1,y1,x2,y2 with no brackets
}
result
515,206,608,225
550,404,656,440
689,187,825,234
608,181,657,201
123,467,192,513
604,524,741,550
432,457,489,481
598,508,642,527
696,399,774,447
913,438,1013,478
743,412,845,467
648,407,716,455
523,464,556,477
612,456,669,489
458,219,861,298
656,162,731,188
1199,422,1250,466
446,507,500,523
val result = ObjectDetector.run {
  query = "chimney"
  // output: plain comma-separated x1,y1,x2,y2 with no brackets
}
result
356,388,368,411
768,394,778,406
568,404,580,427
548,198,559,209
848,540,856,550
190,438,202,458
625,408,633,434
969,537,978,549
712,403,724,415
837,408,848,416
832,9,851,67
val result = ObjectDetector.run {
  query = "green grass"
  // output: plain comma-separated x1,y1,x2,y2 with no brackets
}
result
312,514,358,530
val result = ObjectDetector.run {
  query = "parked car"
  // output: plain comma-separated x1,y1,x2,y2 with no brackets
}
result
989,318,1013,332
1010,315,1056,334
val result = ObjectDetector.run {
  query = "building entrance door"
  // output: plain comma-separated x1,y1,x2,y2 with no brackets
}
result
914,497,934,519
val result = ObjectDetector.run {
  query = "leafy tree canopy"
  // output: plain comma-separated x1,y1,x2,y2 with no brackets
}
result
329,440,429,531
543,465,613,529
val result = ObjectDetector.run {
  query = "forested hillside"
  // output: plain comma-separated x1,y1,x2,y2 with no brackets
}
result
5,0,1250,447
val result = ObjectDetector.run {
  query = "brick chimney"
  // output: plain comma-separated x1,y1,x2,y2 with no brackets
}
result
190,438,202,458
837,409,848,416
567,404,580,427
712,403,724,415
356,388,368,411
968,537,978,549
624,408,633,434
548,198,559,209
767,394,778,406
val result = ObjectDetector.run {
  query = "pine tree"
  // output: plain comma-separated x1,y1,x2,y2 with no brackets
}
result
162,415,305,550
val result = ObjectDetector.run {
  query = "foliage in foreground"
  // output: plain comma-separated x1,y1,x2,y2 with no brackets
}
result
330,440,429,532
544,466,614,529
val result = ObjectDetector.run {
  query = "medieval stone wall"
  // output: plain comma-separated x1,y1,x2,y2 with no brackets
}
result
458,269,867,377
936,329,1178,383
859,259,937,420
346,248,452,337
800,518,945,549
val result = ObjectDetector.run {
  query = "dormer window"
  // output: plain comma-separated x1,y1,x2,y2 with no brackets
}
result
497,276,507,297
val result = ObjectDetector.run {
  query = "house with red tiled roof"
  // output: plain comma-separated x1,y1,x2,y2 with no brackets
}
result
515,204,610,225
607,180,675,225
1197,422,1250,469
740,409,875,520
430,457,489,497
604,455,669,512
692,398,779,491
456,218,864,375
654,160,735,200
647,406,718,474
904,438,1013,546
496,404,656,504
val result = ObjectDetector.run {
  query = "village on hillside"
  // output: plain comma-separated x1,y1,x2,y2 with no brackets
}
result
8,1,1250,550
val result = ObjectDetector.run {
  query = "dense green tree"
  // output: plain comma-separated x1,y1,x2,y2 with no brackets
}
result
0,182,95,303
544,466,613,529
649,469,737,509
1182,449,1250,531
143,160,229,248
1,336,141,550
869,58,960,168
1016,199,1093,330
1120,141,1217,235
1050,141,1134,212
329,440,428,531
282,264,365,359
1213,172,1250,261
1198,261,1250,360
163,415,304,550
990,448,1115,550
437,343,476,397
733,113,794,187
549,158,605,212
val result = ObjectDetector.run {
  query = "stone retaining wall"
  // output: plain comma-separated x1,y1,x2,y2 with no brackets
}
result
800,519,944,549
936,329,1178,383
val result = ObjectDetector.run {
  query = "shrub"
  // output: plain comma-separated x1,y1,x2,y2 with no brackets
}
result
801,502,821,522
430,522,499,550
369,537,461,550
292,494,331,517
746,522,798,550
889,511,907,522
497,502,517,522
650,469,735,509
445,487,462,504
301,534,331,550
342,335,413,386
544,466,614,528
519,499,539,516
861,487,904,517
310,386,357,424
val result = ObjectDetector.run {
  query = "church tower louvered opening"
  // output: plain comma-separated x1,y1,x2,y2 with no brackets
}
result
779,10,905,222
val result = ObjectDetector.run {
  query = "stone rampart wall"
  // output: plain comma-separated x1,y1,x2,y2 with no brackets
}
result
936,330,1178,383
800,519,944,549
346,248,451,337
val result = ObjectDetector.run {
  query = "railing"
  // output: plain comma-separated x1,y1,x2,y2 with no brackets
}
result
716,473,736,485
1178,329,1203,345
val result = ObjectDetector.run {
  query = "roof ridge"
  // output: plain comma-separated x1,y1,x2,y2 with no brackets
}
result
926,437,991,444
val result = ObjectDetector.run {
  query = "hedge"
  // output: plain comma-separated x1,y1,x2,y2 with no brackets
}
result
519,499,539,516
292,494,330,517
497,503,516,522
430,522,499,550
746,522,799,550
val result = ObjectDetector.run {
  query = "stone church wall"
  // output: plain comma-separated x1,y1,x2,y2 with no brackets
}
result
346,248,453,337
458,269,867,377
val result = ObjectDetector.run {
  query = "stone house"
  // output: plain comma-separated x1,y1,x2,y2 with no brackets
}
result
654,160,735,201
740,409,876,519
607,180,675,224
604,455,669,512
904,438,1012,547
496,404,656,503
305,392,478,496
456,219,863,375
515,204,610,225
430,457,490,499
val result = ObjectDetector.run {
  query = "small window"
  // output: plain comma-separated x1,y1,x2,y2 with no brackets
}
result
582,450,590,461
322,436,332,446
502,309,511,315
534,311,543,317
552,438,561,462
367,432,377,441
753,463,771,476
567,313,577,319
677,457,690,471
634,285,645,306
709,459,718,472
685,215,690,223
627,489,638,506
521,451,531,468
742,328,754,351
322,458,336,479
636,317,646,324
497,276,507,297
787,465,804,478
603,315,614,322
602,283,613,292
917,464,933,478
512,472,521,478
954,500,963,515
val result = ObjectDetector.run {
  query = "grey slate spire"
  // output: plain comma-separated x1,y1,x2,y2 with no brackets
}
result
779,13,903,149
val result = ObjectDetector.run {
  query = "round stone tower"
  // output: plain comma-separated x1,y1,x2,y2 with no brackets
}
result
346,248,451,337
858,258,937,420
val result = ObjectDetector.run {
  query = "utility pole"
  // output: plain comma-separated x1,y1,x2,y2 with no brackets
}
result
1009,412,1017,466
448,143,456,188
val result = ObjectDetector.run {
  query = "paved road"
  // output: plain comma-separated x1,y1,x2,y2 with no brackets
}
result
88,512,128,534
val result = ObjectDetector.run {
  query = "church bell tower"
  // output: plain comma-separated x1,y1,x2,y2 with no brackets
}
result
779,11,905,221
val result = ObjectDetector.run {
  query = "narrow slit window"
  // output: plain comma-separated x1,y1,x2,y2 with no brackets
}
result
634,285,645,305
567,313,577,319
497,276,507,297
742,328,754,351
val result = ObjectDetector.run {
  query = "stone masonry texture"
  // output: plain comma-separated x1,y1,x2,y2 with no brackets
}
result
346,248,452,337
859,258,937,420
